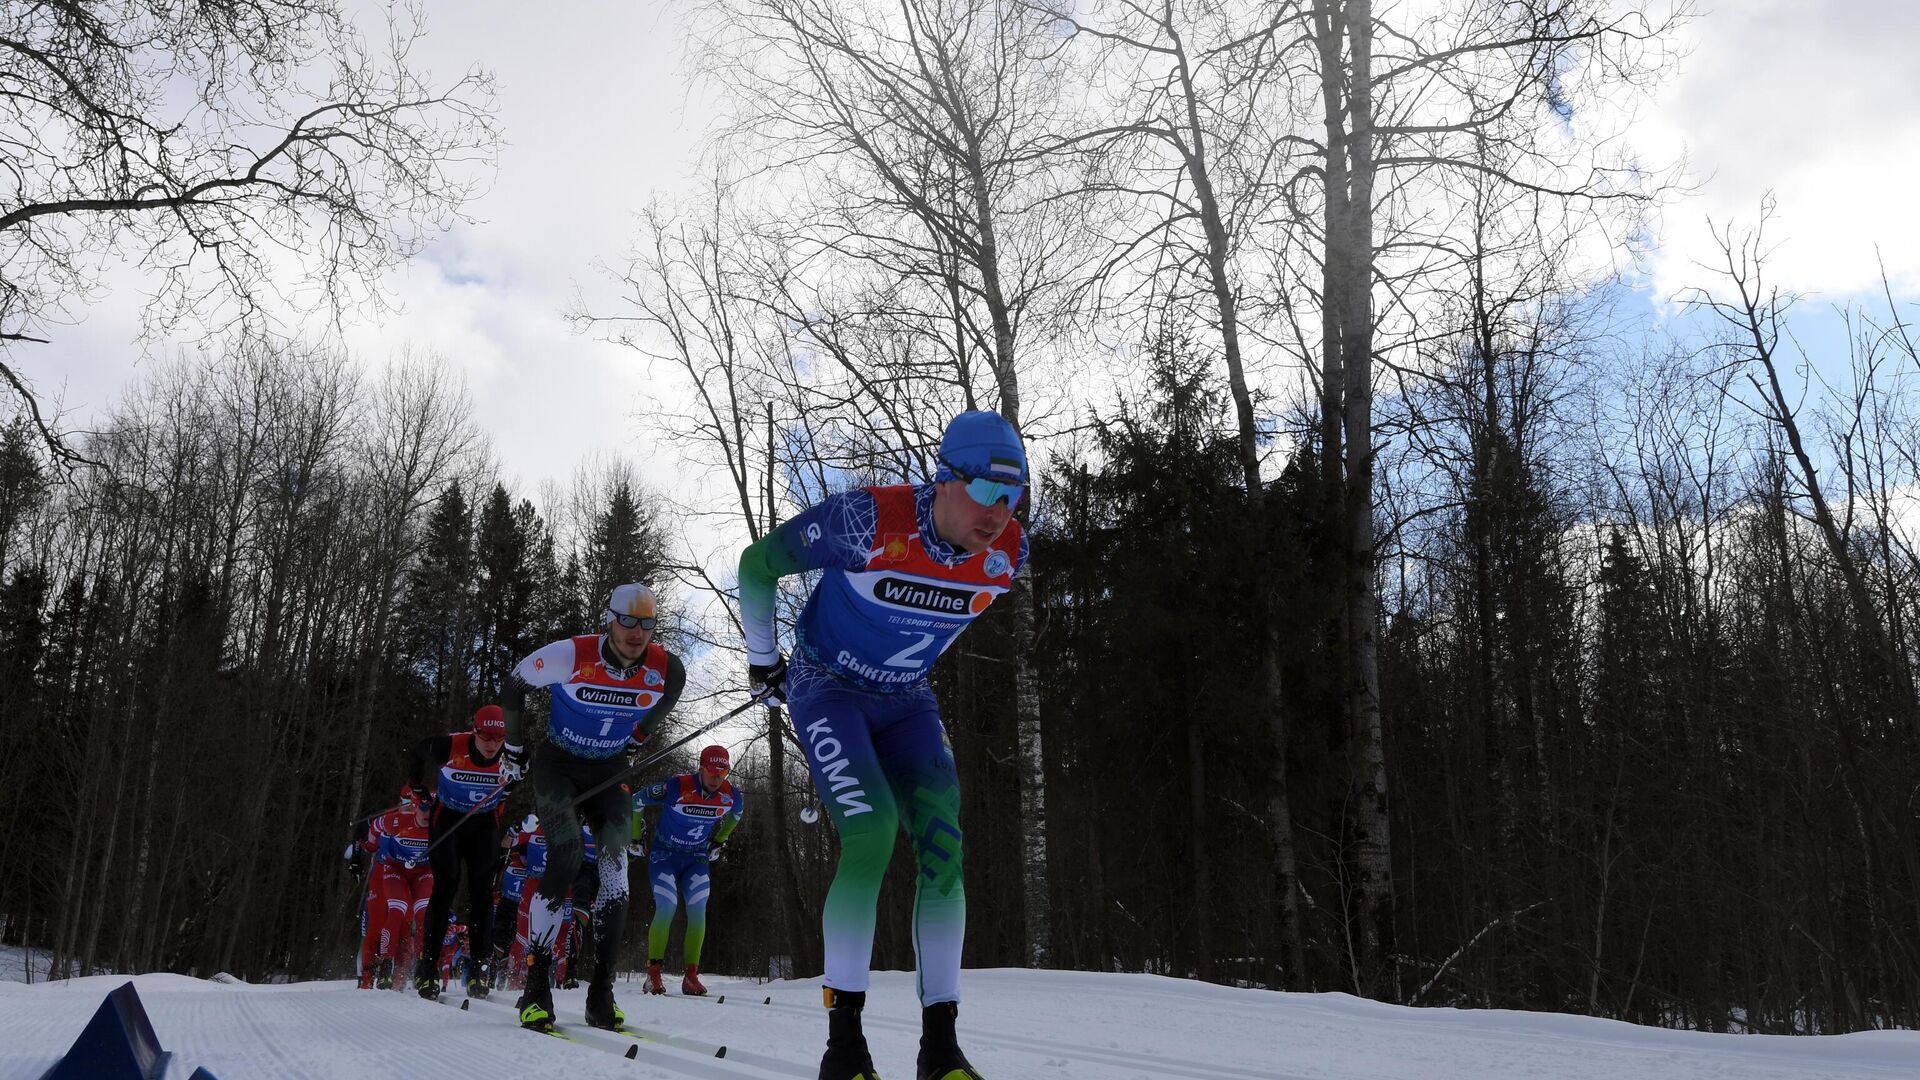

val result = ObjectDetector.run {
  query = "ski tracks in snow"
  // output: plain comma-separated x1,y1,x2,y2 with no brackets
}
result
459,992,802,1080
174,985,453,1077
654,984,1296,1080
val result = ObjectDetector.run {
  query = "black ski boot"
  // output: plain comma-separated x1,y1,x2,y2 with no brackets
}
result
819,988,883,1080
489,948,510,990
585,976,627,1031
374,958,394,990
916,1002,985,1080
466,960,491,1000
516,948,557,1032
413,958,442,1001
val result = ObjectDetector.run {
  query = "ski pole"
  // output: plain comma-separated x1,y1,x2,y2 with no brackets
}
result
349,802,402,828
421,779,516,858
422,686,776,855
565,686,778,811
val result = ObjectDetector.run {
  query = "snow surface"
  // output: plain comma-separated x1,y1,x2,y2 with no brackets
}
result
0,941,110,984
0,941,51,984
1,965,1915,1080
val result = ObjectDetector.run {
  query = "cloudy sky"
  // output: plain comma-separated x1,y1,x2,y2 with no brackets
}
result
14,0,1920,496
16,1,712,497
1637,0,1920,301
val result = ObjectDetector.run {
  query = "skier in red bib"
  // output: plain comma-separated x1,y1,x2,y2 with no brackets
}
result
500,582,687,1032
738,410,1027,1080
633,744,744,996
405,703,510,999
345,820,382,988
360,787,435,988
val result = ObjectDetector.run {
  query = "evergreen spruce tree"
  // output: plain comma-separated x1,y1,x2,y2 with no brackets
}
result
1031,343,1265,978
0,419,46,569
581,480,671,629
526,515,570,645
0,566,51,876
0,566,48,702
475,484,543,699
398,483,477,728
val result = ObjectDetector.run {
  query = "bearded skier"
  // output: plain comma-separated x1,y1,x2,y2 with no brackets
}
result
500,582,686,1033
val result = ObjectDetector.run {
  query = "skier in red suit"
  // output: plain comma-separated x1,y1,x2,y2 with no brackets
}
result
360,787,434,988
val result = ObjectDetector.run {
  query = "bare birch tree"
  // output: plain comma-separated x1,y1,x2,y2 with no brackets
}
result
696,0,1094,964
1273,0,1685,992
578,188,827,973
0,1,498,460
1028,0,1318,981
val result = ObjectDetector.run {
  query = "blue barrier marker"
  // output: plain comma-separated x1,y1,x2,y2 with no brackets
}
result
40,980,219,1080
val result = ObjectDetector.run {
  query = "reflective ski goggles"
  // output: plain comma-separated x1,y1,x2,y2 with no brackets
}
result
609,612,657,630
941,459,1025,508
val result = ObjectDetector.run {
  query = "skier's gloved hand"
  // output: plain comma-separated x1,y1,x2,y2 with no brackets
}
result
407,784,435,814
748,655,788,704
707,842,725,864
628,839,647,859
343,844,366,879
501,742,528,783
624,732,651,767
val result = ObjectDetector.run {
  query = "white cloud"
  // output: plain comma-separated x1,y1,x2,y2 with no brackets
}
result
14,1,712,495
345,0,713,493
18,0,1920,502
1637,0,1920,301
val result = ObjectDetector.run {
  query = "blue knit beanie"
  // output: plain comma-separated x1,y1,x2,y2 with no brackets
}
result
936,410,1026,483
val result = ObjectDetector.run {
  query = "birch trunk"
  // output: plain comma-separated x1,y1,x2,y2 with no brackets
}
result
1317,0,1393,992
767,705,818,973
964,120,1050,968
1174,23,1305,981
1187,716,1214,981
1011,572,1050,965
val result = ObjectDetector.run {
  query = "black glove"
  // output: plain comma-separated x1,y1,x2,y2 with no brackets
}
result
624,732,652,766
749,656,788,704
407,784,435,814
707,842,725,864
501,742,529,784
343,844,366,880
628,838,647,859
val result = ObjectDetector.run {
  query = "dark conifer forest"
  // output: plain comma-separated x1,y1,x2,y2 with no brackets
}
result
5,311,1920,1037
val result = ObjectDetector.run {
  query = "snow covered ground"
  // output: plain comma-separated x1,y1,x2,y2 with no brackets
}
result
0,941,51,983
2,965,1915,1080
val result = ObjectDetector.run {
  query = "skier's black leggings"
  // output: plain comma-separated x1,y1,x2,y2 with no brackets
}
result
529,747,632,985
423,807,501,969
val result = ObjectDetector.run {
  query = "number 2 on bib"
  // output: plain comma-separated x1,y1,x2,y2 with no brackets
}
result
884,631,936,668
